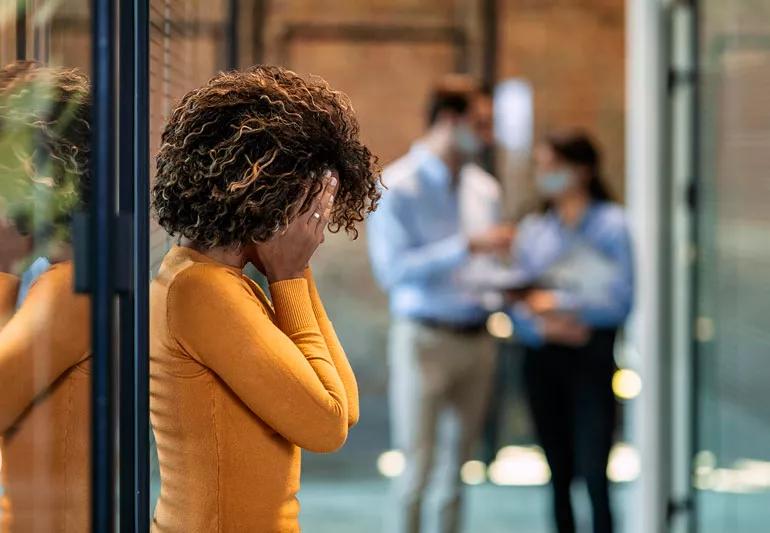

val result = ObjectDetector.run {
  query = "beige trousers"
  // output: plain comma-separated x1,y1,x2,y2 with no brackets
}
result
388,318,496,533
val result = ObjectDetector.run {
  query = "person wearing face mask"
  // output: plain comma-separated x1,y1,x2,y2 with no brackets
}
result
367,76,514,533
506,131,633,533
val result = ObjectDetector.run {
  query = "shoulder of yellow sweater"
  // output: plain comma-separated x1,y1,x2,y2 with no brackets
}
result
0,273,20,328
0,272,20,297
20,261,91,363
0,271,20,284
28,261,76,299
166,261,250,303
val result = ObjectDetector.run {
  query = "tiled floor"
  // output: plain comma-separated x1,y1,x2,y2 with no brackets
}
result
299,477,633,533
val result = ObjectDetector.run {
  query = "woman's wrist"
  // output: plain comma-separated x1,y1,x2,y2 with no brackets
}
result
266,268,306,284
268,276,317,335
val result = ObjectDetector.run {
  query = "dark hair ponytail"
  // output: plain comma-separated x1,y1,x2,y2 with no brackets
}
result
545,130,614,203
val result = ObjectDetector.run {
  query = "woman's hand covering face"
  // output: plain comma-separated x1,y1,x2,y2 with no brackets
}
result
255,170,338,282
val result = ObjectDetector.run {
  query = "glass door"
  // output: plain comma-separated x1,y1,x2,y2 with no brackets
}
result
2,1,247,530
0,1,99,531
692,1,770,531
81,0,151,530
88,0,151,530
0,1,150,531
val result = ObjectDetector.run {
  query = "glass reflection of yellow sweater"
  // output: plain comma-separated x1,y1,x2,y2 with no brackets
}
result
0,262,91,533
0,273,19,328
150,246,359,533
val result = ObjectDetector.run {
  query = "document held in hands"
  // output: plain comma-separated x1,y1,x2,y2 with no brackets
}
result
464,239,620,306
537,240,620,302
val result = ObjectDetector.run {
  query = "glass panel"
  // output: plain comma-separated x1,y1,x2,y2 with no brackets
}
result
146,0,229,521
0,1,93,531
142,3,633,532
694,1,770,530
148,0,228,275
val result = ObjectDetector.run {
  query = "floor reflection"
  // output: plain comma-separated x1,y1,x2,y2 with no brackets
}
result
298,478,632,533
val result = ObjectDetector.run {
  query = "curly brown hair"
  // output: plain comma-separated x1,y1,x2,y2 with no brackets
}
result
152,65,380,248
0,60,91,239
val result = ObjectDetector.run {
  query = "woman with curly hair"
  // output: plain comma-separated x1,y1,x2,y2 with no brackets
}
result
149,66,379,532
0,61,92,533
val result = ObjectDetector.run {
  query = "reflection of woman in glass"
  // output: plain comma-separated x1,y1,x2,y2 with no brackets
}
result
0,61,92,532
509,131,633,533
150,66,379,532
0,274,18,328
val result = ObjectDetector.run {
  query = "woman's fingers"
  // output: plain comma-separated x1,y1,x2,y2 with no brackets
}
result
320,170,337,216
307,169,337,232
302,170,329,224
314,170,337,235
289,180,315,222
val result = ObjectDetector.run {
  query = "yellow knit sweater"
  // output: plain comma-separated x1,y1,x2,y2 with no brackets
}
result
0,263,91,533
150,246,359,533
0,273,19,329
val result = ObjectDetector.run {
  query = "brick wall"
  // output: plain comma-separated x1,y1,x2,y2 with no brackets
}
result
260,0,483,165
497,0,626,197
254,0,626,201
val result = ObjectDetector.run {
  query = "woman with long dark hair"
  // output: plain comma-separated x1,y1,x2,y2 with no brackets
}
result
509,130,633,533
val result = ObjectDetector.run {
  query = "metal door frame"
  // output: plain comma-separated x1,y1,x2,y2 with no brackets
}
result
90,0,118,529
90,0,150,530
666,1,699,532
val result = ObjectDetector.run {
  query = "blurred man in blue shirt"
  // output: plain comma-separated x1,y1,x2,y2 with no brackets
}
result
367,77,513,533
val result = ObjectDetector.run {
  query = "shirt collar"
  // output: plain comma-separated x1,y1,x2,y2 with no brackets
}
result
410,142,451,186
549,200,600,234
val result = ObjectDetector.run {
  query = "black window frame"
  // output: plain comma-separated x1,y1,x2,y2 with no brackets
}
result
89,0,150,531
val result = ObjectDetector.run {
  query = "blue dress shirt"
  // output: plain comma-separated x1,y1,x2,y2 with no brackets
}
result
367,144,500,325
509,202,634,347
16,256,51,308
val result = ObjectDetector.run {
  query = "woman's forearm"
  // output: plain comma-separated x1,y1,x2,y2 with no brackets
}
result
304,268,360,427
168,266,351,453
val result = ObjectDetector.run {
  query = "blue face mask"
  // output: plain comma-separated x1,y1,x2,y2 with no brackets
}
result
454,122,483,158
535,170,574,197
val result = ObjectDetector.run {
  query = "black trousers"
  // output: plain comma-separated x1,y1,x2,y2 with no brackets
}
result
523,330,617,533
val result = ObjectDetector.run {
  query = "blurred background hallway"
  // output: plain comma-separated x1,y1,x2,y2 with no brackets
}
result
2,0,770,532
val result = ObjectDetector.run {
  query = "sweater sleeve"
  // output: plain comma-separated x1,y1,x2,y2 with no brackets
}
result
166,264,350,453
303,267,359,427
0,264,90,433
